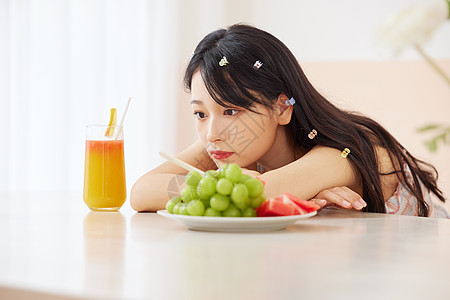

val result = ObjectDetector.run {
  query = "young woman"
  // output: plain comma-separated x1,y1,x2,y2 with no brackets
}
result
131,24,448,218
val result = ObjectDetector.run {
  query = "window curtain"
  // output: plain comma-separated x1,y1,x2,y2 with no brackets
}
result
0,0,186,192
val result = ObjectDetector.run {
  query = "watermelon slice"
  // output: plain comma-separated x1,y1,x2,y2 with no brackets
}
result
256,196,300,217
257,192,319,217
281,193,320,213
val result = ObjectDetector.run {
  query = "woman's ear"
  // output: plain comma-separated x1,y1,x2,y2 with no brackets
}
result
276,94,293,125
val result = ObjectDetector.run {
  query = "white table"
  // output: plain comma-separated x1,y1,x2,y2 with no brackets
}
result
1,191,449,300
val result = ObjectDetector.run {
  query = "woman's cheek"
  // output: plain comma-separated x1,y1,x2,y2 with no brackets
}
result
195,123,206,142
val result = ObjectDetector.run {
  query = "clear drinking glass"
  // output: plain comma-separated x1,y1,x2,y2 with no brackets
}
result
83,125,126,211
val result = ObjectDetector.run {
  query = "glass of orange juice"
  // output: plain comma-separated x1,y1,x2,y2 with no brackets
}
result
83,125,126,211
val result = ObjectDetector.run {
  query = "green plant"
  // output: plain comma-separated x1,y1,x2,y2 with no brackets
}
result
417,124,450,152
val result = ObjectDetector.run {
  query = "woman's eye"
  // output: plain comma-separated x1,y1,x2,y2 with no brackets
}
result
224,109,240,116
193,111,206,120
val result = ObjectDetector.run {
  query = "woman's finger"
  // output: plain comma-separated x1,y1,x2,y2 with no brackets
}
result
328,187,366,210
309,199,328,209
314,189,352,209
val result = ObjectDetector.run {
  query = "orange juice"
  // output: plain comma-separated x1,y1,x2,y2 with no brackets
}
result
83,138,126,211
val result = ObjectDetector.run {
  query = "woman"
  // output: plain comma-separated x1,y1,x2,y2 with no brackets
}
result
131,24,448,218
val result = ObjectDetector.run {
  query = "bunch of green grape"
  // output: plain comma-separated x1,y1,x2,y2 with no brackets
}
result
166,164,266,217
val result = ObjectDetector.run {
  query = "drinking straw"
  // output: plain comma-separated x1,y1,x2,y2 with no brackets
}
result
114,97,131,140
159,151,205,175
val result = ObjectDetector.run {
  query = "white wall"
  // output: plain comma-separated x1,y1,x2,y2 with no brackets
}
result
252,0,450,60
173,0,450,62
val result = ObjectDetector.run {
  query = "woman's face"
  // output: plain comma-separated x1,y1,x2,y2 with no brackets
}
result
190,71,280,168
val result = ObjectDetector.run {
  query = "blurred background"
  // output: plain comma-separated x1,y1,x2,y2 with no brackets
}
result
1,0,449,211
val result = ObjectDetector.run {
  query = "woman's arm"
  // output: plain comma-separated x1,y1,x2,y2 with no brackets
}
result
260,146,363,202
132,143,393,212
130,139,216,212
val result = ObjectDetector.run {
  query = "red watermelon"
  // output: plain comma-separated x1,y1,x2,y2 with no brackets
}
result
257,192,319,217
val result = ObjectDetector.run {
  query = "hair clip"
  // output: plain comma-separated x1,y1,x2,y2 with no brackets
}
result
253,60,263,69
308,129,317,140
219,56,229,67
285,97,296,106
341,148,351,158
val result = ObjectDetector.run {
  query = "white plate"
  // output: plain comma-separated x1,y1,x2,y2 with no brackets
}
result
157,210,317,232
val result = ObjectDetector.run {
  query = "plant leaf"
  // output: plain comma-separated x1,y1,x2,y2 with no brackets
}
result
417,123,442,133
425,139,438,152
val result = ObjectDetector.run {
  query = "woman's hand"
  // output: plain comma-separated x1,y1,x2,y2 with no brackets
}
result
310,186,367,210
239,168,366,211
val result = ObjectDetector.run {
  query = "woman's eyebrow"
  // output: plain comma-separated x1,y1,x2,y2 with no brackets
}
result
190,100,203,105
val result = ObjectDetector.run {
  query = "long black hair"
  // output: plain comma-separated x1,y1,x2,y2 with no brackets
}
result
184,23,445,216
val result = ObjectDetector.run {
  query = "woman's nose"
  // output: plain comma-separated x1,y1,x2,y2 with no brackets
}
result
206,117,226,143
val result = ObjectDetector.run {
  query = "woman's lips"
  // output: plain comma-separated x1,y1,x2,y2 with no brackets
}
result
210,150,234,160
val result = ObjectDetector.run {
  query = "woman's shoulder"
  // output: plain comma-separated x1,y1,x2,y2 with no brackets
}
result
372,145,401,200
301,145,344,158
304,145,400,200
295,145,361,188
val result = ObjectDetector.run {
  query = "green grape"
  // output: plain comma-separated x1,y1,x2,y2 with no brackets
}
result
178,203,189,215
231,183,249,205
166,196,182,214
234,197,250,210
223,204,241,217
216,178,233,195
217,164,229,179
197,176,217,199
225,163,242,183
172,165,266,218
201,197,211,209
241,207,257,217
239,174,252,184
250,193,266,208
210,193,231,211
187,200,205,216
181,185,198,203
245,178,264,197
204,207,222,217
172,202,183,214
185,171,202,187
205,170,218,178
197,188,210,200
